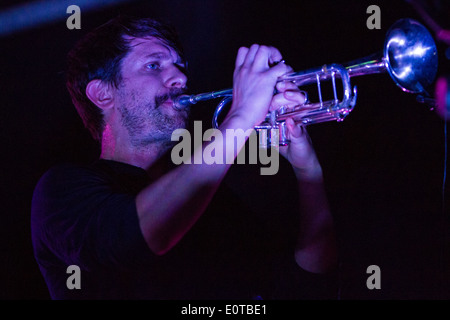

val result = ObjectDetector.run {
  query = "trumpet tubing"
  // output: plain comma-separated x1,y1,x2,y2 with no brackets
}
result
175,18,438,146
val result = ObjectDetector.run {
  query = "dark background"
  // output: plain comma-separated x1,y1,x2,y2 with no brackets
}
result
1,0,449,300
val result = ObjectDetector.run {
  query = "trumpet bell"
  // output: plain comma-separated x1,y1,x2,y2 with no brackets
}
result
174,18,439,146
384,18,438,93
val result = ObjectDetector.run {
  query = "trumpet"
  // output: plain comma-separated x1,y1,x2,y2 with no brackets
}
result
175,19,438,146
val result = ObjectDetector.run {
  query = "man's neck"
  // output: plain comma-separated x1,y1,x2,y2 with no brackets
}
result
100,133,172,180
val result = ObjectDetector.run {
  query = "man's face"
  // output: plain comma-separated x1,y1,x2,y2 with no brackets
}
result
114,36,188,149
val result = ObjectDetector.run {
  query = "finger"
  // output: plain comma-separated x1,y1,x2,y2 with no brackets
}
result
270,92,300,111
243,44,260,68
235,46,249,68
276,80,298,93
266,59,290,79
275,80,308,106
253,45,283,70
285,117,304,138
269,91,306,111
284,90,306,104
267,47,283,66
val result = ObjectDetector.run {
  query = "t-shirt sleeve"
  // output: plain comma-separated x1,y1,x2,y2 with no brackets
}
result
31,164,156,272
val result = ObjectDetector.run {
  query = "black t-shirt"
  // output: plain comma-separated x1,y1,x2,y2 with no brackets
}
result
31,159,337,300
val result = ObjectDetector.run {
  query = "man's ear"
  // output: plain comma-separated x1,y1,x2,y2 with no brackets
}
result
86,79,114,110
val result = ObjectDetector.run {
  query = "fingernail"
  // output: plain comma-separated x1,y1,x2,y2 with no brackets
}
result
277,81,286,89
285,90,294,97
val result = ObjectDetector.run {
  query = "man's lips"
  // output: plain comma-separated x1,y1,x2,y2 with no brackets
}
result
155,97,173,108
156,89,188,110
161,99,189,116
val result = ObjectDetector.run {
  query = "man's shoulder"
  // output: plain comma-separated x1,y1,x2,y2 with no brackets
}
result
33,161,111,198
38,161,102,184
34,159,148,197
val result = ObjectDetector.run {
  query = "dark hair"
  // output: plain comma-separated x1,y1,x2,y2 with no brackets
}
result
66,15,185,142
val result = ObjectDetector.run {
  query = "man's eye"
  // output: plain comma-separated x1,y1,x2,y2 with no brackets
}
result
146,63,160,70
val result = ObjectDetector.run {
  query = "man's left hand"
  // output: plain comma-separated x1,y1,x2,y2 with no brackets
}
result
270,81,323,181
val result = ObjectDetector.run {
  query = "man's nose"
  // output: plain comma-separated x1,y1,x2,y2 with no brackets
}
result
164,65,187,88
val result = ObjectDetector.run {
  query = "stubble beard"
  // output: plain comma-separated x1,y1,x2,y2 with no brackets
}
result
118,88,189,152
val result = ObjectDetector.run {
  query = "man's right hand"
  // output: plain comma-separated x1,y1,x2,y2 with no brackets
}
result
225,44,290,129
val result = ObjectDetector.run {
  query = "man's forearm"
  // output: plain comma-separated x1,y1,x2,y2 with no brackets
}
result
293,168,338,273
136,115,253,255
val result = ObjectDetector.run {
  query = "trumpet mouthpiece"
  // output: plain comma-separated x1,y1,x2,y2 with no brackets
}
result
173,95,194,110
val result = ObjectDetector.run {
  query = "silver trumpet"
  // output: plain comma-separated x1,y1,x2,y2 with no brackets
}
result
175,19,438,146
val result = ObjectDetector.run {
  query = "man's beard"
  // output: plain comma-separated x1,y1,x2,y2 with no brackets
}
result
119,88,189,150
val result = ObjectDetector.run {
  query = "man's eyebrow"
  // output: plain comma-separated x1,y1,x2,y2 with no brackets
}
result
143,52,171,60
142,51,185,65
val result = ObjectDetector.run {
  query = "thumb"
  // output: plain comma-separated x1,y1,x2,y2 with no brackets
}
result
267,60,290,79
285,117,304,139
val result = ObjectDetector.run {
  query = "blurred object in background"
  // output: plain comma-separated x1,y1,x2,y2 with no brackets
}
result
435,76,450,120
406,0,450,120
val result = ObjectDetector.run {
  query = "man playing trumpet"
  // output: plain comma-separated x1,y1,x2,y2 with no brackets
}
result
31,15,338,299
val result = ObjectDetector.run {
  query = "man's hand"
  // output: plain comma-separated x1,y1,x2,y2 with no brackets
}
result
226,44,290,129
271,81,337,273
271,81,323,181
